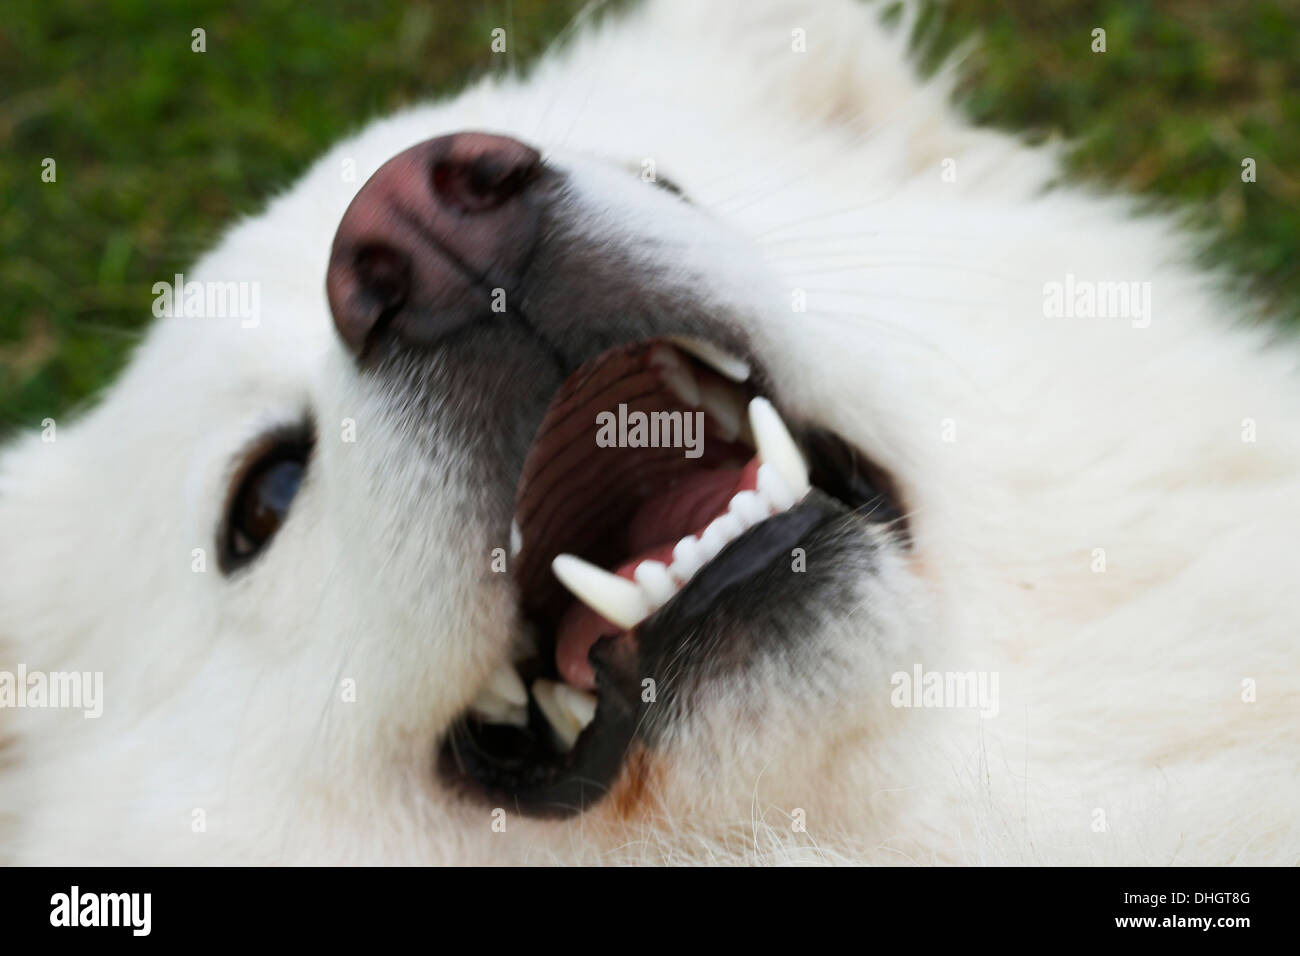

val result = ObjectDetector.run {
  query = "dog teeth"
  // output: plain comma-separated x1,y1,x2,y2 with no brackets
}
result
481,393,808,754
749,397,810,499
696,525,726,564
649,344,702,407
648,475,791,605
728,489,769,524
711,510,745,542
469,661,529,726
486,661,528,706
699,382,745,442
554,681,597,728
668,336,751,382
757,462,795,511
543,397,808,720
698,512,740,561
532,678,597,751
469,684,529,728
669,534,705,584
551,553,650,630
634,559,676,607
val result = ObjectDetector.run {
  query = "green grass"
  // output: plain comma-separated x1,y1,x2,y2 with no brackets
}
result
2,0,1297,430
907,0,1300,320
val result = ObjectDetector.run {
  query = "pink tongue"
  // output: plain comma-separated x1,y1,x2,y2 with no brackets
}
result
555,457,761,689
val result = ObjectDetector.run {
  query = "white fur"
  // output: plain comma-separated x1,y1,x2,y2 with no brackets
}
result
2,0,1297,865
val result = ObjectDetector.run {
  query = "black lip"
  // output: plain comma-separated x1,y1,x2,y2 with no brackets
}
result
437,488,857,818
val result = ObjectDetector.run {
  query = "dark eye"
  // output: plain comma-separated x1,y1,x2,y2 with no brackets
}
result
221,432,312,572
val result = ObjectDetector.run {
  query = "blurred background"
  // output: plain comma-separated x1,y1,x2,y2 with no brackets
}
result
1,0,1297,431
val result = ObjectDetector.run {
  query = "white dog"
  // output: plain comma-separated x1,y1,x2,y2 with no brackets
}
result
2,0,1297,865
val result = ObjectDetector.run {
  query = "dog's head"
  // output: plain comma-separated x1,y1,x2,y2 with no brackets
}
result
311,125,934,840
4,0,1295,868
16,0,1216,864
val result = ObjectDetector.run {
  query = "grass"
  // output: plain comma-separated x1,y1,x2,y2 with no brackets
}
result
907,0,1300,320
2,0,1296,430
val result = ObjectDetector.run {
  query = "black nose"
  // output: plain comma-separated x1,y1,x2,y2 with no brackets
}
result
326,132,544,357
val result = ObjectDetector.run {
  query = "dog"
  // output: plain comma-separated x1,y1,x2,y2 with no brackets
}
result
2,0,1297,865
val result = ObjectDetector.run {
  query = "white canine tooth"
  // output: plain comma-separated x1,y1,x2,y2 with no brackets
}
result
531,679,595,751
700,382,744,442
469,687,506,717
670,535,705,584
531,679,579,750
551,554,650,630
650,345,702,407
634,560,677,607
728,490,768,527
757,462,795,511
737,412,755,448
664,369,702,408
668,336,751,382
486,662,528,707
509,520,522,558
748,397,810,498
554,682,598,732
469,689,528,728
500,704,529,727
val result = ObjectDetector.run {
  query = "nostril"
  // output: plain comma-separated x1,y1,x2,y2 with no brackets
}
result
433,153,541,214
355,243,410,313
334,243,410,355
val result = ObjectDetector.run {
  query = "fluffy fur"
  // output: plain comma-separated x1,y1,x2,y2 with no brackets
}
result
2,0,1298,864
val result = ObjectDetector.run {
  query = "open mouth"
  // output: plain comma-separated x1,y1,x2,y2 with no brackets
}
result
437,336,903,817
